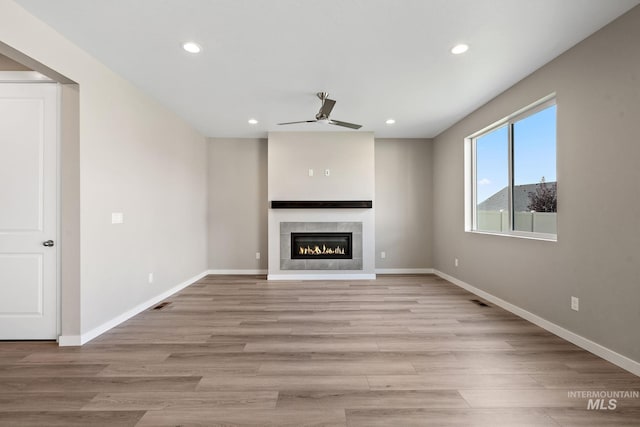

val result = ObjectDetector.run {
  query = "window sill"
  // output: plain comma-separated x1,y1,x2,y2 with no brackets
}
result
466,229,557,242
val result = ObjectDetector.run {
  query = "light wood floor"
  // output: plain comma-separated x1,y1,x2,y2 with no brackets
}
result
1,274,639,426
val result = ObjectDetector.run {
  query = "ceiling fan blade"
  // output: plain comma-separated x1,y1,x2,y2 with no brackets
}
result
277,120,318,125
329,119,362,130
318,98,336,118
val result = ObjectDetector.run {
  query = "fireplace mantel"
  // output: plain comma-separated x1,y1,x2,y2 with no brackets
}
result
271,200,372,209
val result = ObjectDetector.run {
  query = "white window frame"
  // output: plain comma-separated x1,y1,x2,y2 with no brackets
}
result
465,94,557,241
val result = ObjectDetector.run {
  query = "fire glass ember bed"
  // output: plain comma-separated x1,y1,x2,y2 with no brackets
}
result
290,232,353,260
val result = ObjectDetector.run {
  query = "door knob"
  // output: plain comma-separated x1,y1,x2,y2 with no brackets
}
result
43,240,54,247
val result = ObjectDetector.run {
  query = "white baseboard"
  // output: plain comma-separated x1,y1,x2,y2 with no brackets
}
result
209,269,435,277
58,270,209,347
57,335,81,346
207,269,267,275
268,273,376,281
433,269,640,377
375,268,434,274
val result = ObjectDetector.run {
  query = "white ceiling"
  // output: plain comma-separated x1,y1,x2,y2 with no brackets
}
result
15,0,640,138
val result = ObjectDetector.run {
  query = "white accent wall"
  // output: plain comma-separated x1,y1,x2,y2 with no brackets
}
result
267,132,376,279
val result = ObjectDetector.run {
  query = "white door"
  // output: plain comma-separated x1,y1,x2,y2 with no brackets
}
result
0,83,58,339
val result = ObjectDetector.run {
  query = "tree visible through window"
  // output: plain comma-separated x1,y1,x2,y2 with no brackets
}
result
527,177,557,213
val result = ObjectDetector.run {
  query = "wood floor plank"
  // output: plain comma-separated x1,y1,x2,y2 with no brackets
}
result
136,408,347,427
258,360,416,376
0,392,97,411
410,359,575,375
82,391,278,410
459,389,589,408
530,373,640,390
244,340,379,353
545,408,640,426
0,410,145,427
164,351,314,365
376,338,514,352
564,360,631,374
308,350,456,363
18,351,170,364
366,374,543,390
0,364,107,377
345,408,557,426
97,362,259,377
276,390,469,409
0,376,201,392
197,375,370,391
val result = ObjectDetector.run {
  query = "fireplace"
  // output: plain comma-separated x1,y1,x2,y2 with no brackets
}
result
291,232,352,260
279,222,362,271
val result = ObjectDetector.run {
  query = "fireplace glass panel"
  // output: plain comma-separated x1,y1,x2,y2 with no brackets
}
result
291,232,352,260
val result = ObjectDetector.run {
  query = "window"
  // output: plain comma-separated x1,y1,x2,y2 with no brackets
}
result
466,95,557,239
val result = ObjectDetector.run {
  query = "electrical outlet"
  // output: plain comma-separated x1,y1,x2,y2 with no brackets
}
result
256,252,261,260
380,251,386,259
324,169,331,176
454,258,459,267
148,273,154,284
571,296,579,311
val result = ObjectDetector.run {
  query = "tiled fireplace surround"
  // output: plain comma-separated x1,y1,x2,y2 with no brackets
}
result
267,207,375,280
280,222,363,270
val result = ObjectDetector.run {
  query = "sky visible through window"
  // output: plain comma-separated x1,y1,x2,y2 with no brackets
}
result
476,105,556,204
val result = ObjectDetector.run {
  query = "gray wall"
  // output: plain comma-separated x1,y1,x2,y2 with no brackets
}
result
1,1,209,338
208,138,268,271
433,6,640,362
375,138,433,269
207,136,433,271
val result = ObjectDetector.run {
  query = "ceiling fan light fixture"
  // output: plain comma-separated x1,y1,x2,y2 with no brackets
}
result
182,41,202,54
451,43,469,55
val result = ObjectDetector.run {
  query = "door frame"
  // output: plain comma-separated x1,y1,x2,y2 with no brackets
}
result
55,82,62,338
1,40,80,344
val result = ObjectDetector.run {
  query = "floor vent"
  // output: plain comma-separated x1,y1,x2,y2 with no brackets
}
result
470,299,490,307
152,302,171,310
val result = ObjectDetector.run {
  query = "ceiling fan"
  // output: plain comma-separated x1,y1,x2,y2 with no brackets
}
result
278,92,362,129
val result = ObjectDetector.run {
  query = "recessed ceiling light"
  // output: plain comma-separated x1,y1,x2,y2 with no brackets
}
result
451,44,469,55
248,118,258,125
182,42,202,54
385,119,396,125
